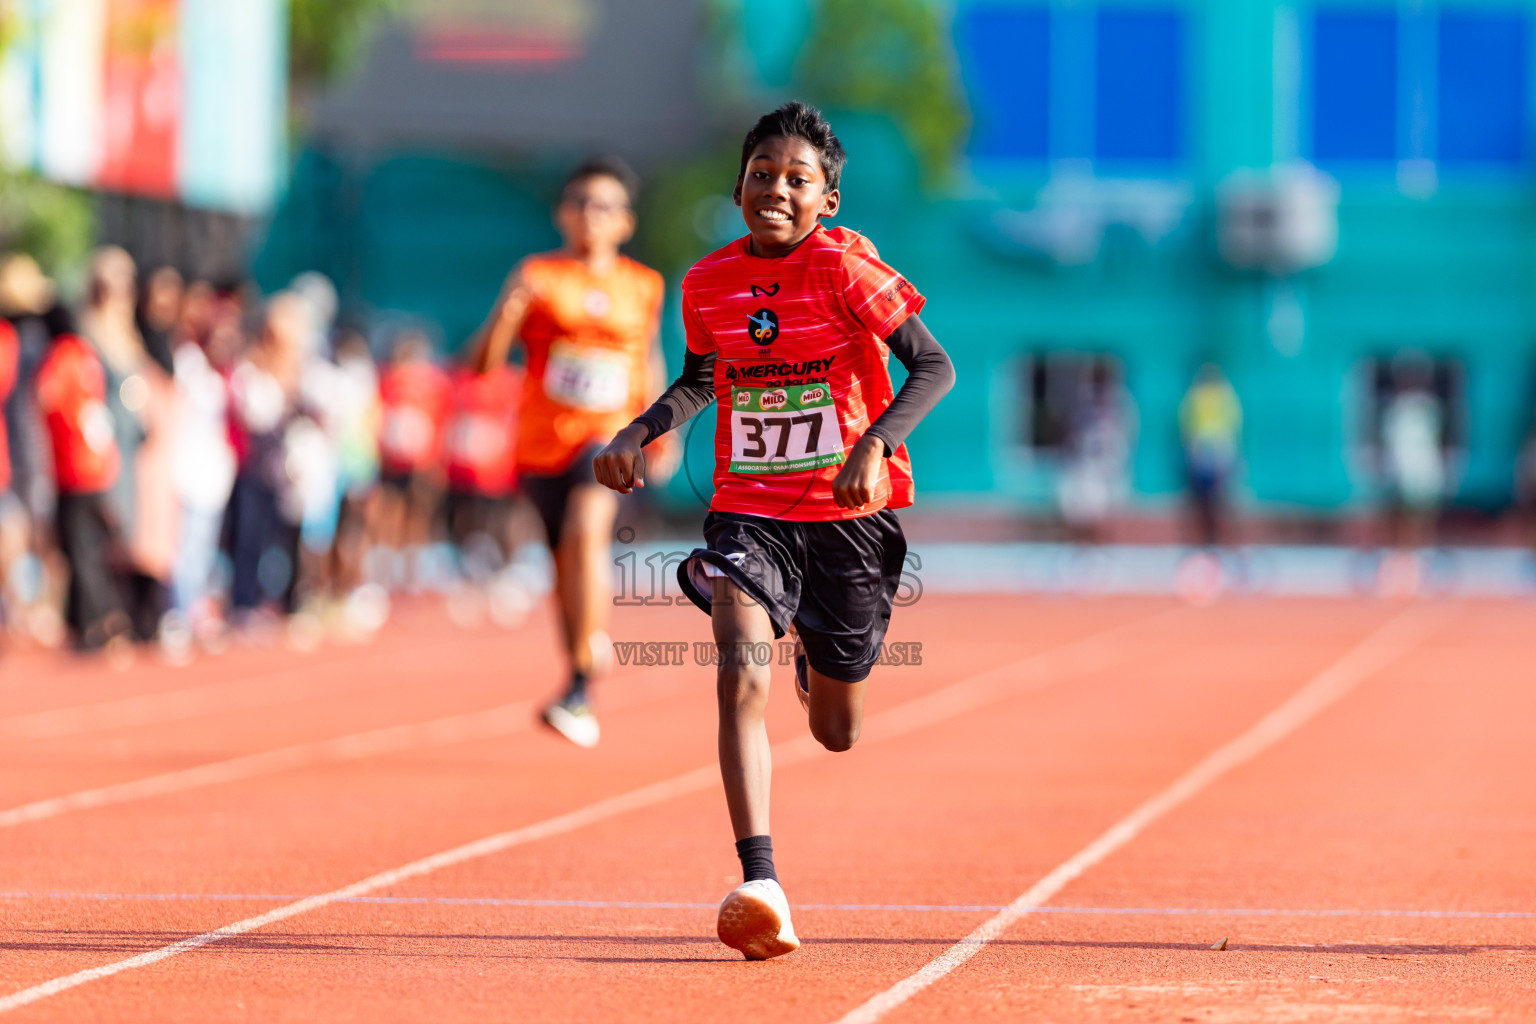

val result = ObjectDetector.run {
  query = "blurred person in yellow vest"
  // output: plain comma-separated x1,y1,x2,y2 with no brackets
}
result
1179,363,1242,547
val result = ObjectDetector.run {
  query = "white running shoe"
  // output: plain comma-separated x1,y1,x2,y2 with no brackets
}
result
717,878,800,960
540,697,600,748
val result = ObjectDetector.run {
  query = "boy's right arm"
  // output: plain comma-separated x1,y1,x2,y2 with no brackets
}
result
468,268,532,373
594,348,716,494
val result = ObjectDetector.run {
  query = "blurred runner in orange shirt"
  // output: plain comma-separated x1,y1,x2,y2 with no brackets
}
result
472,155,677,747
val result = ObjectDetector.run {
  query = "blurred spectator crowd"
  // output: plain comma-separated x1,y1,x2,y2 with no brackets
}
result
0,248,535,663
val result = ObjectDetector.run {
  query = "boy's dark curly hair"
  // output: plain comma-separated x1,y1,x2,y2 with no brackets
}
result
562,154,642,207
738,101,846,192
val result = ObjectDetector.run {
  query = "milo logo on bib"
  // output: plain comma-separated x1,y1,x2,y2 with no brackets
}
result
728,381,845,474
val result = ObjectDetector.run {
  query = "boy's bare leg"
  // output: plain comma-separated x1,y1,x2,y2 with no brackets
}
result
712,577,776,840
805,665,868,753
554,483,618,676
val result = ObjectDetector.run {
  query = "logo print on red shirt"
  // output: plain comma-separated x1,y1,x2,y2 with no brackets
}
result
747,308,779,345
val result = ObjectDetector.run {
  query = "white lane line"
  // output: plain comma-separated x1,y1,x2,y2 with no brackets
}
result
0,702,538,828
0,610,1169,1013
830,604,1447,1024
0,665,698,830
0,636,489,741
0,765,724,1014
0,608,1165,831
2,892,1531,919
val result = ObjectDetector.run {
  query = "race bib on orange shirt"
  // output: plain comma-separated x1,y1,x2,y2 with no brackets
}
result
728,382,844,474
542,341,630,413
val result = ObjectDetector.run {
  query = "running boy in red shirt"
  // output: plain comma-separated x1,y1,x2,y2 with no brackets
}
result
594,102,954,960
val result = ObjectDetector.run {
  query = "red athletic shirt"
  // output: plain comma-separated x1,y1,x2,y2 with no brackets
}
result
35,334,120,494
378,359,452,476
0,322,17,493
682,226,925,521
445,366,521,497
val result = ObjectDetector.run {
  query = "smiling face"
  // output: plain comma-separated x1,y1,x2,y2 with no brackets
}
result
734,135,840,258
555,174,636,259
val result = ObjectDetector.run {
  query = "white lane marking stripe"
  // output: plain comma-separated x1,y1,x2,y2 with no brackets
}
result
0,661,705,830
1,892,1531,919
0,611,1167,1012
0,636,486,741
0,702,537,828
0,765,723,1014
829,605,1446,1024
0,608,1164,831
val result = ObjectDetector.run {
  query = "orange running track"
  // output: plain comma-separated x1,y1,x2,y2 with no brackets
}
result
1,595,1533,1022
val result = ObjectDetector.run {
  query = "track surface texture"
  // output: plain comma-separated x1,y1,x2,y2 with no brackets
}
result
1,595,1532,1022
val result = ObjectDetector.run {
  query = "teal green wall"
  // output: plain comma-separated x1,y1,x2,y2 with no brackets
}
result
256,0,1536,516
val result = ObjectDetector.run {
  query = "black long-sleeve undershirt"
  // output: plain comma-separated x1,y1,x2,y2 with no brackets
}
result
632,314,955,456
632,349,717,444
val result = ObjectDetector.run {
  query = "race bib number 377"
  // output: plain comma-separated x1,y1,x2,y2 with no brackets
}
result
728,382,845,474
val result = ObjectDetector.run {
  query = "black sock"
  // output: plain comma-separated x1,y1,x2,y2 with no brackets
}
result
565,670,589,703
735,835,778,883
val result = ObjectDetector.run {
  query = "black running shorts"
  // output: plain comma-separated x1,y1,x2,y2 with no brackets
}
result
519,442,603,551
677,509,907,683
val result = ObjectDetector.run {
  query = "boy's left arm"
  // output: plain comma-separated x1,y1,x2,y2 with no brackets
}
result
832,314,956,509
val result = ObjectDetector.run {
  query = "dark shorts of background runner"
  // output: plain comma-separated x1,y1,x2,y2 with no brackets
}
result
519,443,603,551
55,490,125,649
378,468,440,507
443,489,514,551
677,508,907,683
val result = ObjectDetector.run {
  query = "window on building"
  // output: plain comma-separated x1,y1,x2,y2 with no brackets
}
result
956,5,1051,160
1359,353,1465,457
1095,8,1185,163
1310,8,1530,171
1311,10,1398,162
956,5,1186,167
1438,11,1529,166
1020,353,1125,452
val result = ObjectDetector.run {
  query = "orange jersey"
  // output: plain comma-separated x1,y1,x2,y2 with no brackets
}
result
515,253,664,474
682,226,925,521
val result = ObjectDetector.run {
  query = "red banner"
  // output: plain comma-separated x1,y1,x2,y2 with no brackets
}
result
96,0,180,198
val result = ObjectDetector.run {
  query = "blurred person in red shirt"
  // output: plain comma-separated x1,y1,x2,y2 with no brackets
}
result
375,329,451,590
35,307,127,651
0,316,21,638
0,254,65,647
0,320,20,495
444,363,522,583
